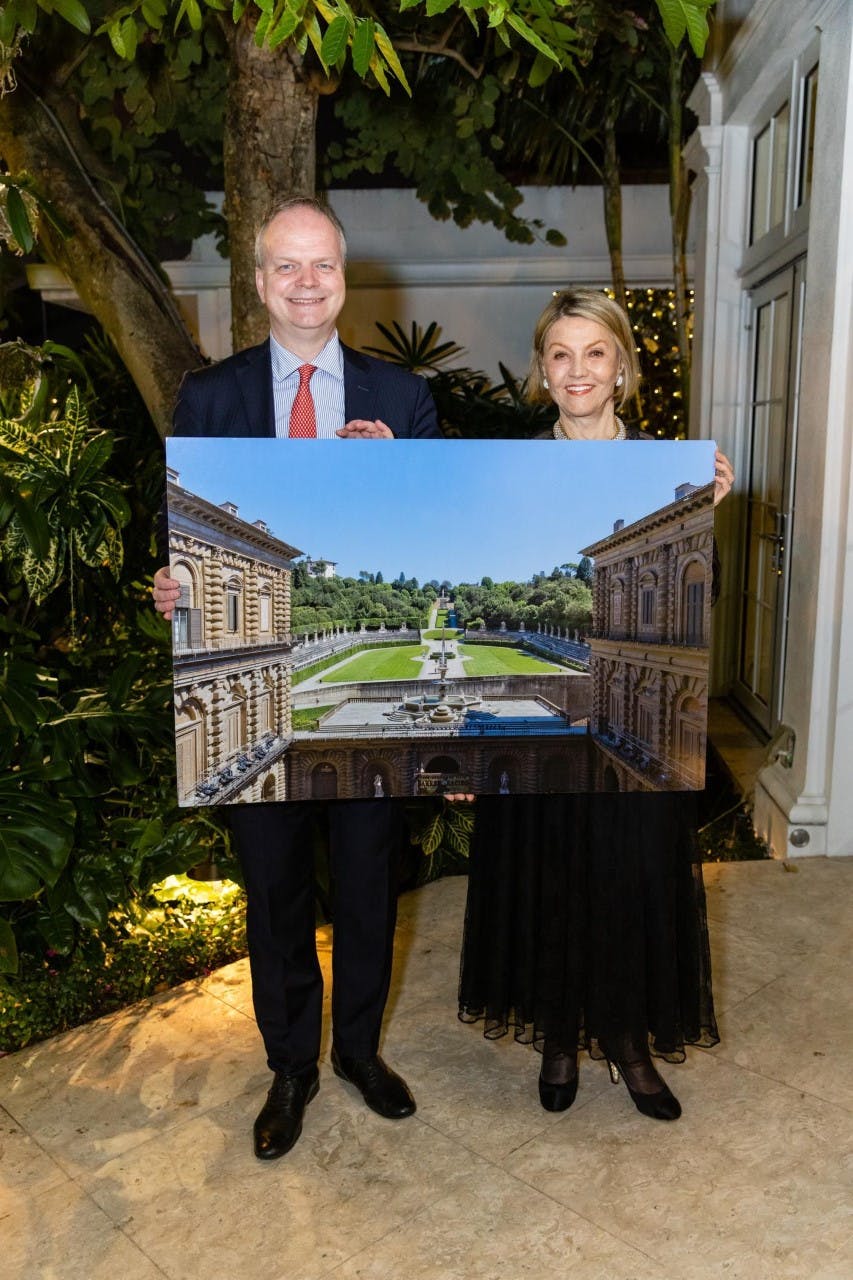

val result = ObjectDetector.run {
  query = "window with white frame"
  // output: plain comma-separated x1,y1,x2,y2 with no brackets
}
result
750,102,790,244
796,63,819,209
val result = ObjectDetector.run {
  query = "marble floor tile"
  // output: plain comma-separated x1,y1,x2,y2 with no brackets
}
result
198,955,253,1016
706,919,792,1014
329,1162,658,1280
84,1079,485,1280
384,933,460,1023
4,1179,167,1280
715,950,853,1110
0,1106,69,1207
383,991,609,1163
504,1050,853,1277
394,875,468,951
0,989,260,1175
3,864,852,1280
703,858,853,961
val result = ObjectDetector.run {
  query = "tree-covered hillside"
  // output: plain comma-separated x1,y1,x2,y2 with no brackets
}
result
291,563,593,635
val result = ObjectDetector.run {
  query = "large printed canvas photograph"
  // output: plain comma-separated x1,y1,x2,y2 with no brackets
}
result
166,439,716,805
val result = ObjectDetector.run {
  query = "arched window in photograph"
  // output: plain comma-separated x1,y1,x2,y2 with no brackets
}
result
634,680,658,750
424,755,460,775
487,755,517,794
258,581,272,634
175,700,206,801
261,774,276,802
222,690,247,758
256,690,274,736
638,571,657,633
311,762,338,799
674,695,705,786
603,765,620,793
610,581,624,630
607,685,624,736
681,560,706,645
225,575,243,635
172,561,203,651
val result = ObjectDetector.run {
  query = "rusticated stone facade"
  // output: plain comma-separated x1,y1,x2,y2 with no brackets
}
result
168,473,303,805
284,732,592,801
581,482,715,790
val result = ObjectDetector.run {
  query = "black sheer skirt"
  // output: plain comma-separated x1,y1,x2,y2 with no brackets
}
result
458,792,719,1063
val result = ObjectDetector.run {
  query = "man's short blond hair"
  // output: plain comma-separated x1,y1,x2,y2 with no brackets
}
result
254,197,347,268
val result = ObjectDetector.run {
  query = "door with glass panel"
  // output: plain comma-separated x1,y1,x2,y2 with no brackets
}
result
735,262,805,733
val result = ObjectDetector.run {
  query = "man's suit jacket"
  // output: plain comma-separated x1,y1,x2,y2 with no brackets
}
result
173,339,440,439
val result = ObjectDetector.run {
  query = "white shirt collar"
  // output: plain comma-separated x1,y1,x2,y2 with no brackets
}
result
269,331,344,382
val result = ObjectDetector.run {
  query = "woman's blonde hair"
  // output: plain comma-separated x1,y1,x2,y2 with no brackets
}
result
527,289,640,412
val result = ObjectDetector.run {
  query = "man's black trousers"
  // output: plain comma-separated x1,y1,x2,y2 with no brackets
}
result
228,799,402,1075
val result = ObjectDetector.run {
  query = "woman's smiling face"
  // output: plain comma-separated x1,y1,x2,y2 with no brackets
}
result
541,315,624,424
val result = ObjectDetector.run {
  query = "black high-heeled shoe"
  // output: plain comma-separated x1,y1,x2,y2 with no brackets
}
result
604,1054,682,1121
538,1051,579,1112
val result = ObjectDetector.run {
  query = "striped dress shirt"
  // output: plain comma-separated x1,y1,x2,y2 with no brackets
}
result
270,332,346,438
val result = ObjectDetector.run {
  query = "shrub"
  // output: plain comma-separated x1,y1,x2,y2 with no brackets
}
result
0,879,247,1053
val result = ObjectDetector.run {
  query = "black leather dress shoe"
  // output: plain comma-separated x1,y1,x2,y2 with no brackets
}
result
253,1067,319,1160
331,1047,416,1119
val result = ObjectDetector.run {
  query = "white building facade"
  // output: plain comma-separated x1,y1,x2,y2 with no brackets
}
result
686,0,853,856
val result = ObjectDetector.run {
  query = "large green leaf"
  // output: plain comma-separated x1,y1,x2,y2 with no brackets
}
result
351,18,374,78
53,0,92,35
5,187,35,254
0,801,76,901
72,432,113,486
0,482,52,558
319,15,349,68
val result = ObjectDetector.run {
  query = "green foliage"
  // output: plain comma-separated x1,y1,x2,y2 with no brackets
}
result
454,573,593,634
620,286,693,438
406,796,474,882
290,704,335,730
364,320,464,373
0,882,248,1052
0,342,235,966
330,73,566,245
655,0,716,56
292,569,431,634
0,380,130,614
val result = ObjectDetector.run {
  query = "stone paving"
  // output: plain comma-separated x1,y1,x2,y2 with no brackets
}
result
2,859,852,1280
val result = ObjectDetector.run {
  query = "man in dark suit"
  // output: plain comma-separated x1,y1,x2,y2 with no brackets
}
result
153,197,441,1160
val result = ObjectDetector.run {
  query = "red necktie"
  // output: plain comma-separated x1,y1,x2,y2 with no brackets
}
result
289,364,317,437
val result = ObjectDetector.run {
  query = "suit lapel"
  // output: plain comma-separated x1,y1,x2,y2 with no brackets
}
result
235,340,276,437
342,345,379,423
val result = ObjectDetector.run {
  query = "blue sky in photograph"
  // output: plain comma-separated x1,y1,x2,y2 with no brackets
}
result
167,438,716,584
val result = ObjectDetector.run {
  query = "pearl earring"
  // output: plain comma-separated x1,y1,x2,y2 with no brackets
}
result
615,373,624,387
543,375,549,389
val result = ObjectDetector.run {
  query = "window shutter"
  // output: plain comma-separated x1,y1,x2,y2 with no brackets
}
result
189,609,203,648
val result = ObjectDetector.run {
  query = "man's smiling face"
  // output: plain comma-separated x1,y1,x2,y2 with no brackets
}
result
255,206,346,357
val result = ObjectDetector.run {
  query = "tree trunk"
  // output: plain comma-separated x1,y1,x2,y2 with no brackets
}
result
601,105,643,419
669,47,692,427
0,81,202,441
223,16,320,350
602,106,627,314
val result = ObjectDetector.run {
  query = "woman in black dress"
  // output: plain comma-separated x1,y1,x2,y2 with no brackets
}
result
458,289,733,1120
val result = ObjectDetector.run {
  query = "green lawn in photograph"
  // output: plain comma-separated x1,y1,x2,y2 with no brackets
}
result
291,705,335,730
422,629,464,640
319,645,427,683
458,645,563,676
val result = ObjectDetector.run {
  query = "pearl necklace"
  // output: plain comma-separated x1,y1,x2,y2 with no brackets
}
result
553,417,627,442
